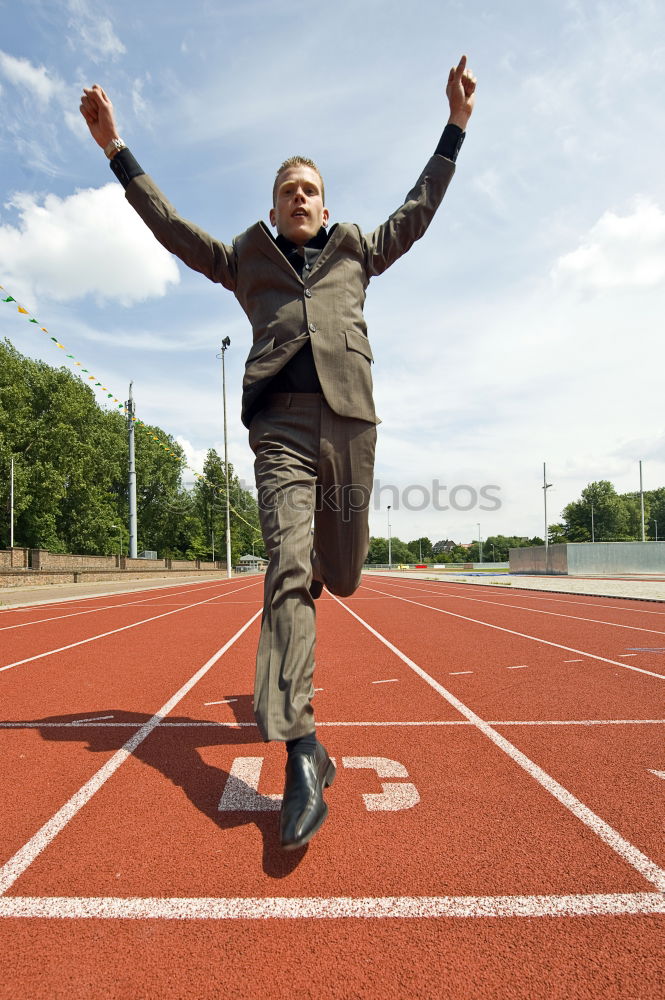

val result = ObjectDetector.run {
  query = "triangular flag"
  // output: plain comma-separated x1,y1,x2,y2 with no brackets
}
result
17,306,28,314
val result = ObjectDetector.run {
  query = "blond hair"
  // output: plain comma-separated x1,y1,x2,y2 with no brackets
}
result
272,156,325,205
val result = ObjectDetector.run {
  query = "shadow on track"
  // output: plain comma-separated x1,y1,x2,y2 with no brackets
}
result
4,698,309,878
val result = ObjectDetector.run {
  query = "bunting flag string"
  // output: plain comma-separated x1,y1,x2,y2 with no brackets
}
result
1,282,261,538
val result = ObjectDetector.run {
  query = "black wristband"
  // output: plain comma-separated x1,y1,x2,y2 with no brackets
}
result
435,123,465,162
109,148,145,189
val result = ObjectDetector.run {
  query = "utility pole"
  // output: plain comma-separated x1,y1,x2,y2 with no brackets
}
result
9,456,14,548
387,505,392,570
543,463,552,559
220,338,232,578
591,503,595,543
639,460,645,542
126,383,138,558
477,522,482,562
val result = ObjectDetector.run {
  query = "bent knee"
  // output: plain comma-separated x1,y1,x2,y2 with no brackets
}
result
324,574,362,598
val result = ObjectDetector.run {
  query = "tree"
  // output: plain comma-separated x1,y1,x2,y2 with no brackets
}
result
562,481,632,542
406,537,433,561
193,449,263,566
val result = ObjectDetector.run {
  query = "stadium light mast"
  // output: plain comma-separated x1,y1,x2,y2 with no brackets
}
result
387,505,392,570
126,383,138,558
220,338,232,579
543,463,553,559
9,456,14,549
639,460,645,542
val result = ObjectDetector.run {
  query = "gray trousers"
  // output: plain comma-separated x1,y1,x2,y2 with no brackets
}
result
248,393,377,742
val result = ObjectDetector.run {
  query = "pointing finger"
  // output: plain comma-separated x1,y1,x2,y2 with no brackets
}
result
454,54,467,80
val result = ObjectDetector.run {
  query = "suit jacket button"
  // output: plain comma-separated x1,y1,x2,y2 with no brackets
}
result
309,322,317,333
304,288,312,298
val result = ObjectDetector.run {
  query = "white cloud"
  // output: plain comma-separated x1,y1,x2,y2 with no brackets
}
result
553,199,665,292
67,0,126,60
0,184,179,307
0,51,62,104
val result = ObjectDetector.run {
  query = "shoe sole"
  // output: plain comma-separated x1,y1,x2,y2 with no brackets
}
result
280,757,336,851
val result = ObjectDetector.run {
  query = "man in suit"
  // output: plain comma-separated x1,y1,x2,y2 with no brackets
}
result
80,57,476,850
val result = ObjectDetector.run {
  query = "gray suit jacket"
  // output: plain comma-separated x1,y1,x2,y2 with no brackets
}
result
125,154,456,427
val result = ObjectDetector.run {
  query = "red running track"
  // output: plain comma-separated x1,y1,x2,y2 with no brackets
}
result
0,575,664,999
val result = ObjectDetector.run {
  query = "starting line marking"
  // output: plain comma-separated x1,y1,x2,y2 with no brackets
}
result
0,892,663,920
1,718,664,729
372,678,399,684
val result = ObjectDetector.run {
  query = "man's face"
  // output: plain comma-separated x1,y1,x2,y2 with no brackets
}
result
270,165,329,245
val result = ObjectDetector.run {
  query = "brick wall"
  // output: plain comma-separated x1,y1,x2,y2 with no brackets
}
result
31,550,118,571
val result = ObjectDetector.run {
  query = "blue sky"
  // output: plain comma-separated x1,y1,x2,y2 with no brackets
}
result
2,0,665,547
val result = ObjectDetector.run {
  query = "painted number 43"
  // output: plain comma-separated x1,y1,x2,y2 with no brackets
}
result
218,756,420,812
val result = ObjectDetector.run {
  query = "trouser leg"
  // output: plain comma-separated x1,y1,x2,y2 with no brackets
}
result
314,402,377,597
250,398,320,742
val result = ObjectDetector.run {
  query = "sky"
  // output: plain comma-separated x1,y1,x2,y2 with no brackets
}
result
1,0,665,548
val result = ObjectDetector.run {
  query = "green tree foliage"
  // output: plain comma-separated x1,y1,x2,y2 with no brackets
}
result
0,340,261,563
193,449,264,565
366,535,413,564
406,536,433,561
562,481,635,542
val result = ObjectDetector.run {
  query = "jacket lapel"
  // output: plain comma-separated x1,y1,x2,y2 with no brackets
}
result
254,222,304,283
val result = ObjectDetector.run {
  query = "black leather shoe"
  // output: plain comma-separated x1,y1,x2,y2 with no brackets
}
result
309,579,324,600
280,741,336,850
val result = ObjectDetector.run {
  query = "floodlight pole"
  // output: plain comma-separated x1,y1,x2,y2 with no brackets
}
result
126,383,138,558
639,460,645,542
543,463,553,560
220,338,232,578
387,506,392,570
9,456,14,549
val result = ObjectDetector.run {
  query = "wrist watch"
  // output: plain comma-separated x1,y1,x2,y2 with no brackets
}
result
104,138,126,159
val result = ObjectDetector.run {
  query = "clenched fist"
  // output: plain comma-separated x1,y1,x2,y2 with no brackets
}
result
79,84,120,150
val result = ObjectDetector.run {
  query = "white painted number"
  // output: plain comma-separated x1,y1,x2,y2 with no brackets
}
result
342,756,420,811
218,757,281,812
218,756,420,812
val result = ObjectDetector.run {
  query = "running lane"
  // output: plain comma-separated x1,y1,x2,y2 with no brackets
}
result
0,589,663,998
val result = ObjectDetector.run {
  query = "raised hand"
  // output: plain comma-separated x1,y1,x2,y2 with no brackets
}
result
446,55,476,130
79,84,120,150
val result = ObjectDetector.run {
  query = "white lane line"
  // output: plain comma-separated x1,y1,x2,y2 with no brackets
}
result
371,679,399,684
450,671,473,675
204,699,238,706
0,892,663,920
71,715,114,725
564,659,583,662
377,578,665,618
333,594,665,893
0,608,262,897
371,579,665,637
359,584,665,682
1,718,664,730
649,770,665,780
0,579,253,633
0,577,246,617
507,665,528,670
0,580,261,675
618,654,637,657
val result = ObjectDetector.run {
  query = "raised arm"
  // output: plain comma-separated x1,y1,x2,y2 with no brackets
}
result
361,55,477,278
79,85,237,292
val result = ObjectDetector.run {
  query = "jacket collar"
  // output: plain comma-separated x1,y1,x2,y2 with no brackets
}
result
255,221,345,281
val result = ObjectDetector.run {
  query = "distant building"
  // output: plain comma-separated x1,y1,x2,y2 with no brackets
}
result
432,539,457,555
236,554,268,573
